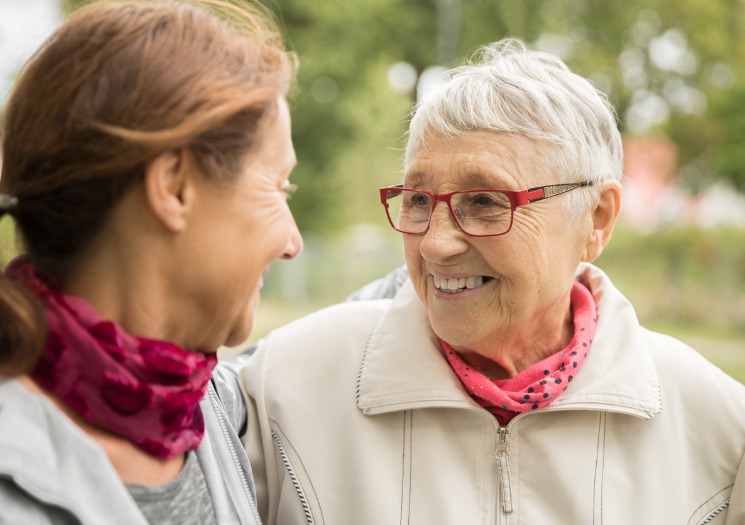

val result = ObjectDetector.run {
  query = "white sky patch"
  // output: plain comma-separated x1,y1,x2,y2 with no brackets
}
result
0,0,62,104
648,29,698,76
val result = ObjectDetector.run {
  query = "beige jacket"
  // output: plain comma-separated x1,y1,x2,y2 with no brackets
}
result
241,264,745,524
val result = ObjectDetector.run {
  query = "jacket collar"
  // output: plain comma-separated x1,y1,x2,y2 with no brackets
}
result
0,378,149,524
356,263,661,420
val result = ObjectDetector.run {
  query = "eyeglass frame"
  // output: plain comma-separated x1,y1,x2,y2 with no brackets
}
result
379,180,595,237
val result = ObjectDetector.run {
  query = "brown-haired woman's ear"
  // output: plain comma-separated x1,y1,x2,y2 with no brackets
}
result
142,149,195,233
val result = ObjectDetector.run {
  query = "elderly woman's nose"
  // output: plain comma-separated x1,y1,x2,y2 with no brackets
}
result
430,201,460,230
419,203,468,257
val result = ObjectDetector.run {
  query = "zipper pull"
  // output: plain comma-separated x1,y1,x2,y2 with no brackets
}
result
496,427,514,513
498,427,508,445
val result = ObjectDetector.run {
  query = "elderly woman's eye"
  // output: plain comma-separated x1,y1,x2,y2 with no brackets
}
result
405,192,432,208
456,192,511,221
471,192,510,208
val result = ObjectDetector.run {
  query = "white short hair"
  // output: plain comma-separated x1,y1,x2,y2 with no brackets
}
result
405,39,623,217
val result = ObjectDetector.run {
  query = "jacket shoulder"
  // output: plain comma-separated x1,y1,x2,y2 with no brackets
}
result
643,329,745,392
265,300,390,355
242,300,391,385
0,378,59,477
0,477,74,524
0,378,149,525
642,329,745,433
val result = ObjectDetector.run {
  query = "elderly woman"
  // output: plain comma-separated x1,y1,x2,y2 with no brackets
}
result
0,1,300,523
241,40,745,524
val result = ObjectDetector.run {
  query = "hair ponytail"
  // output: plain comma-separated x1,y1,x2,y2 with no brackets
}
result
0,272,46,375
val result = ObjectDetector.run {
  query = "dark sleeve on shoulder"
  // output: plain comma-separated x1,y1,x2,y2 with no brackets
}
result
345,264,409,302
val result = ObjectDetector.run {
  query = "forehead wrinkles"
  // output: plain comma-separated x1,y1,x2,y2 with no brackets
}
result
405,132,547,189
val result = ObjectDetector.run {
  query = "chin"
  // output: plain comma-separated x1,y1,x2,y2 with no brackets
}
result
221,295,260,347
430,317,478,348
223,322,254,348
223,311,255,346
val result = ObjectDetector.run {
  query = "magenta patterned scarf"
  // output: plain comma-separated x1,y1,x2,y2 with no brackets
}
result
442,281,597,425
7,259,217,458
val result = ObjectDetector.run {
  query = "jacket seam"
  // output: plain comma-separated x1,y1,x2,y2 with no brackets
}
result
355,321,382,407
698,500,729,524
271,430,313,525
271,421,326,525
686,485,732,525
647,349,664,416
407,410,413,523
399,410,413,525
601,414,606,523
552,393,659,404
592,412,606,525
205,383,259,522
399,412,405,524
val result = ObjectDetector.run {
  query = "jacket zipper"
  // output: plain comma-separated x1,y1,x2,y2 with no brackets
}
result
698,499,729,524
496,426,514,516
271,431,314,525
208,388,261,523
366,401,518,521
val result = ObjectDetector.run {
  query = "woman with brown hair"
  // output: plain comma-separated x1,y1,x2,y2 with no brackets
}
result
0,1,301,523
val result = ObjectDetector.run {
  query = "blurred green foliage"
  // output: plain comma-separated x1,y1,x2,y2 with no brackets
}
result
0,218,16,266
59,0,745,234
597,225,745,336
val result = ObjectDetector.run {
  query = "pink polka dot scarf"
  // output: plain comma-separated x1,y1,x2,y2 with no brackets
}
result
7,258,218,458
442,281,597,426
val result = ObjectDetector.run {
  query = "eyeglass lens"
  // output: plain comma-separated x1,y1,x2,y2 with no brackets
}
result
384,188,513,235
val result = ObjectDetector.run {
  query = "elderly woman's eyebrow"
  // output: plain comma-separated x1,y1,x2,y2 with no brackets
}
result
402,172,425,187
458,171,511,188
403,170,512,190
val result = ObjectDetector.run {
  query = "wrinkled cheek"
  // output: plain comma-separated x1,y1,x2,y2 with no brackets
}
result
403,244,426,296
489,278,525,324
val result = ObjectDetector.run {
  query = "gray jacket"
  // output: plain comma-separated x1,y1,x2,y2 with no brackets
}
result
0,362,260,525
0,266,409,525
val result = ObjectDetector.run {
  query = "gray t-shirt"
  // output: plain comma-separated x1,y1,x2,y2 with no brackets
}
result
127,452,217,525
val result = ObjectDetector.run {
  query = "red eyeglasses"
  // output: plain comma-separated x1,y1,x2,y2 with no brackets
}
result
379,181,594,237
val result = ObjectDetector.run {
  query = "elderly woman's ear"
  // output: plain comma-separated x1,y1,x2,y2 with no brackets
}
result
143,149,195,233
582,180,622,263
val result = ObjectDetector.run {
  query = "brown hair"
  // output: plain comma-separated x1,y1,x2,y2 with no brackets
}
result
0,0,296,375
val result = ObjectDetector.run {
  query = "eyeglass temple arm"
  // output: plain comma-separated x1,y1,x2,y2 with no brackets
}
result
380,185,404,204
525,181,594,203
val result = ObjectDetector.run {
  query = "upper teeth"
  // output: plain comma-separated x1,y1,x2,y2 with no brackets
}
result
433,275,484,292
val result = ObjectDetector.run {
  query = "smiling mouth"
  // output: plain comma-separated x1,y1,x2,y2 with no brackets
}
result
433,275,494,294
